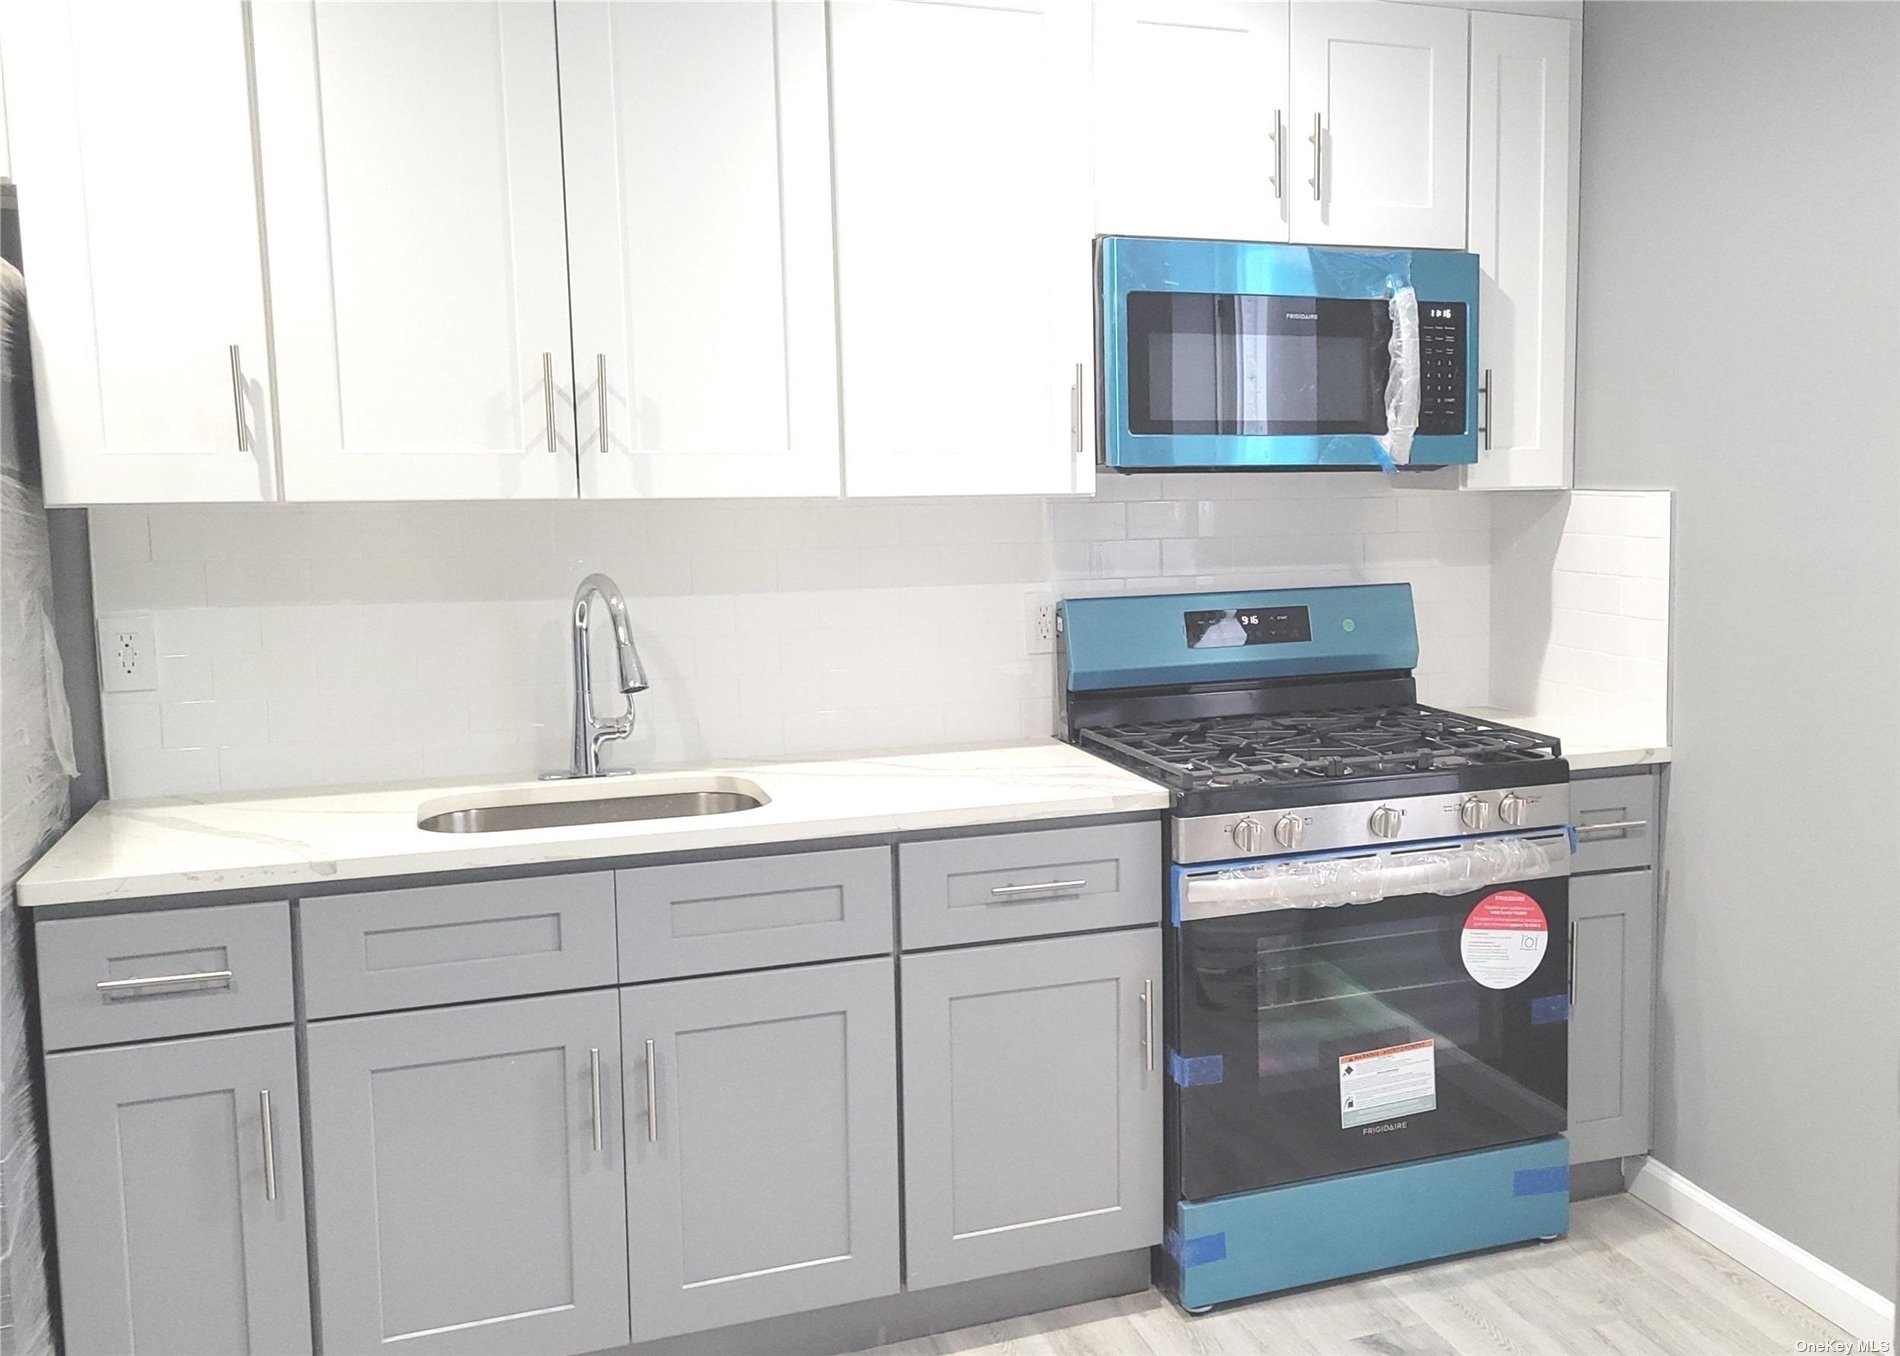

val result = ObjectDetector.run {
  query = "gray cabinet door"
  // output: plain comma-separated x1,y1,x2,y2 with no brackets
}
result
306,991,628,1356
901,929,1163,1290
45,1028,311,1356
1568,870,1656,1163
621,958,899,1340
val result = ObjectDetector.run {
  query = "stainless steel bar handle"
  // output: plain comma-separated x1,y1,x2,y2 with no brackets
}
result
644,1038,658,1143
1069,362,1084,457
259,1090,277,1202
1139,979,1154,1072
596,354,608,454
543,352,557,454
1270,109,1284,199
228,345,250,453
589,1047,603,1152
1567,923,1577,1006
1574,819,1649,836
990,879,1087,897
1479,369,1493,450
96,969,233,997
1310,113,1323,201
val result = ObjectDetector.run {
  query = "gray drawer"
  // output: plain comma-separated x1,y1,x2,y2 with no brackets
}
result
302,873,617,1018
617,847,892,981
898,821,1161,949
37,901,293,1051
1570,772,1660,874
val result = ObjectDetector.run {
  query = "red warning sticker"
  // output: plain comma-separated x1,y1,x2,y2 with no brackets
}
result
1460,890,1549,990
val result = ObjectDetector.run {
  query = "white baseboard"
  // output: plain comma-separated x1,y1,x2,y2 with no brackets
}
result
1628,1159,1895,1344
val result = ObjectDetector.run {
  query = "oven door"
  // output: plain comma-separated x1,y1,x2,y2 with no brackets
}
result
1098,236,1478,470
1167,832,1569,1203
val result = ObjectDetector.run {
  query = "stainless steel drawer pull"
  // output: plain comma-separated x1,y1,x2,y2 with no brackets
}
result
96,969,233,998
1069,362,1084,458
1567,923,1577,1007
1270,108,1284,199
259,1089,277,1202
989,879,1087,898
543,352,557,454
644,1038,658,1143
596,353,609,454
589,1047,603,1152
1310,113,1323,201
1140,978,1154,1072
1574,819,1649,836
228,345,250,453
1479,368,1493,450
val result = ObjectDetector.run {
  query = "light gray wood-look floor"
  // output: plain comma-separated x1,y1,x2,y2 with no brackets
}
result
864,1196,1855,1356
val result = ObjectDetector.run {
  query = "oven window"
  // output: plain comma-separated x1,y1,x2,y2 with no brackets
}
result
1126,291,1392,436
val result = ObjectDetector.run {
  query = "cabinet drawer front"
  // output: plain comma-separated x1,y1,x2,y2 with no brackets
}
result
303,873,617,1018
617,847,892,981
38,901,293,1051
898,821,1161,949
1570,773,1659,874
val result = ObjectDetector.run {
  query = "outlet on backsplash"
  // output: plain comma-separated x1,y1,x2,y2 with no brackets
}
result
95,612,156,694
1025,598,1057,657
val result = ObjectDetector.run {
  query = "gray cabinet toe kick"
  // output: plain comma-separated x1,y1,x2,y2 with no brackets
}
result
33,812,1167,1355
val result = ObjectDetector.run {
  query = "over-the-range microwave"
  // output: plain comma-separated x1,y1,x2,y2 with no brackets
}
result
1096,236,1480,471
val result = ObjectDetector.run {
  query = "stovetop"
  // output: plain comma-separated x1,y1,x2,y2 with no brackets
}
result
1075,703,1566,815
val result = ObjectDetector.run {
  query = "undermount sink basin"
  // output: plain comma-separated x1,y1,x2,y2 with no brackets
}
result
417,780,767,834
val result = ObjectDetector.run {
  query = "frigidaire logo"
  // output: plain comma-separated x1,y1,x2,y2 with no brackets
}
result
1361,1120,1408,1135
1285,311,1319,321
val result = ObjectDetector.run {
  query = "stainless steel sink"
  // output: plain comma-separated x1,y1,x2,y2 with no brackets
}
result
418,787,764,834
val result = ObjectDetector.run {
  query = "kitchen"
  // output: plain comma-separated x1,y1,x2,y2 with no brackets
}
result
0,2,1892,1355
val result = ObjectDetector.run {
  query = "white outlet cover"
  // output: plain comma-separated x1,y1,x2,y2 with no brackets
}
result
97,611,158,693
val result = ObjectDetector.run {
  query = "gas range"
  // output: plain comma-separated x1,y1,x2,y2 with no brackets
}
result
1056,584,1569,863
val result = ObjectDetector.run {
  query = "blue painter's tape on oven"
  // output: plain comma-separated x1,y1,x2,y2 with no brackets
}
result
1564,823,1580,854
1531,993,1571,1024
1169,1051,1225,1087
1167,1136,1569,1310
1513,1164,1570,1196
1164,1227,1229,1268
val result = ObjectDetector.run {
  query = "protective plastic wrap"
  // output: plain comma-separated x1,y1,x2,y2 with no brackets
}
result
1,253,64,1356
1378,286,1421,467
1183,834,1569,918
1306,248,1421,473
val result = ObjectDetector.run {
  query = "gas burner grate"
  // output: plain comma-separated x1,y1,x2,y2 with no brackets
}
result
1080,705,1561,791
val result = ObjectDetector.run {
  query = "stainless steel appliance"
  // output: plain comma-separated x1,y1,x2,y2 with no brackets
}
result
1057,583,1571,1310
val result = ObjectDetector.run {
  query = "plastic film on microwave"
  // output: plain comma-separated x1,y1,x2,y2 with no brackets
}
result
1307,248,1419,473
1183,834,1569,918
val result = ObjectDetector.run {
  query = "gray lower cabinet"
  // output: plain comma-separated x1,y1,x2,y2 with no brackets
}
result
620,958,900,1341
1568,869,1656,1163
306,990,629,1356
901,929,1163,1290
45,1028,311,1356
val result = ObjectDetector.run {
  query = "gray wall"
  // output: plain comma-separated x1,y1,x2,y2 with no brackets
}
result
1576,1,1900,1295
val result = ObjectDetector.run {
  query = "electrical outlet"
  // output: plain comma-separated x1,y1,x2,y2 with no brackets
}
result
1025,599,1058,656
97,612,157,693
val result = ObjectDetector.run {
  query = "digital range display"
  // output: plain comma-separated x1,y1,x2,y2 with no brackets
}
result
1183,606,1313,650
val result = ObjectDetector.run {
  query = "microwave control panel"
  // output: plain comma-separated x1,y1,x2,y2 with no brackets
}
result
1417,302,1468,437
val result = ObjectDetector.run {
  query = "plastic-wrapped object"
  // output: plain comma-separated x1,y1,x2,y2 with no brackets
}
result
1307,249,1420,473
1183,834,1569,919
1378,286,1421,467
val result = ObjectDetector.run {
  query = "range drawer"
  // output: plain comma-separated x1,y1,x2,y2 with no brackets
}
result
37,901,294,1051
302,873,617,1018
1570,772,1660,874
898,820,1161,949
617,847,892,981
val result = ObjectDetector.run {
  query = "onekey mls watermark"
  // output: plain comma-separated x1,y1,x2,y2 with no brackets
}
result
1794,1341,1892,1353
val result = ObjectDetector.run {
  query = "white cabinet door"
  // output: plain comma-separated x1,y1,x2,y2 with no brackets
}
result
6,0,275,504
1463,11,1576,491
253,2,577,502
1289,1,1468,249
1094,1,1291,242
830,0,1094,497
561,2,839,499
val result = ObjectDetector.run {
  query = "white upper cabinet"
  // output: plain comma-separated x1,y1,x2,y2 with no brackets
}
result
1094,1,1291,242
252,2,577,502
1289,1,1469,249
830,0,1094,497
560,2,841,499
7,1,275,504
1463,10,1576,490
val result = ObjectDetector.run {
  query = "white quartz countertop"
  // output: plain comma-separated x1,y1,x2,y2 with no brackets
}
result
18,741,1170,909
1469,707,1671,773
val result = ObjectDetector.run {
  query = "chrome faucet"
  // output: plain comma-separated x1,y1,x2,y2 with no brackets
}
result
550,573,649,779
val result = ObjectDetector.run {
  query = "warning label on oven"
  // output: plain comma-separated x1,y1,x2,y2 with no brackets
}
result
1339,1038,1437,1129
1461,890,1550,989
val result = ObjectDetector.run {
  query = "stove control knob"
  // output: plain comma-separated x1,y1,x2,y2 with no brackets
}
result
1231,816,1265,854
1273,814,1305,850
1459,796,1492,831
1369,805,1404,840
1498,793,1528,828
